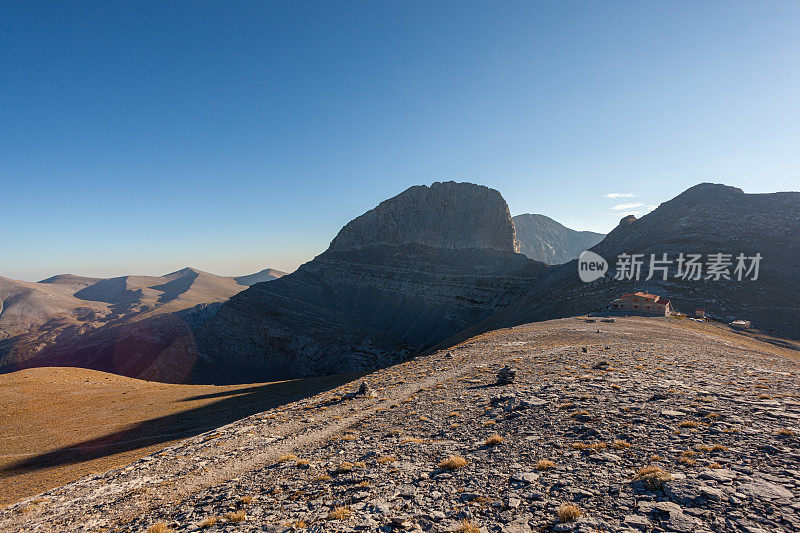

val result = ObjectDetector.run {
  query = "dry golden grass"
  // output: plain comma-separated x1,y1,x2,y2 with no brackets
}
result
455,519,480,533
376,455,396,464
634,466,672,489
277,454,298,463
334,462,354,474
287,518,308,528
570,441,606,452
557,503,583,522
438,455,468,471
147,523,172,533
199,516,219,528
484,434,504,447
313,474,333,482
611,439,631,450
535,459,555,470
224,510,246,523
678,420,700,429
328,506,352,520
295,459,311,469
0,367,349,507
777,428,796,436
400,436,423,444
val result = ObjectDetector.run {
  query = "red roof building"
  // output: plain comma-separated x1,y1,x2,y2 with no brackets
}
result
611,292,673,316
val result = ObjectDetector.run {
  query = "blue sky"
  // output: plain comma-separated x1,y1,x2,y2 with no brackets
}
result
2,2,799,281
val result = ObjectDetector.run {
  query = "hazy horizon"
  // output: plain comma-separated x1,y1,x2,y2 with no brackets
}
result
4,2,799,281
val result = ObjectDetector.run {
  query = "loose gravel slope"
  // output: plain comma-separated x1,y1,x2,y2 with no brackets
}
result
2,317,799,533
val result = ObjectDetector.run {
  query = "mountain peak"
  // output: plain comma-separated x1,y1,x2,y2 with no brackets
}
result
329,181,518,253
512,213,604,264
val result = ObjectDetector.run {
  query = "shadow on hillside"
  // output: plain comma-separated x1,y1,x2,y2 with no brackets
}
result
1,372,362,477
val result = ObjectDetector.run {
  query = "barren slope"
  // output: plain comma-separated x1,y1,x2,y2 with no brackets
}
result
3,317,798,532
0,267,286,381
0,367,352,506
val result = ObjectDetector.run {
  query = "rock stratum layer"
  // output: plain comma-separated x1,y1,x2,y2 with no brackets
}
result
194,182,544,383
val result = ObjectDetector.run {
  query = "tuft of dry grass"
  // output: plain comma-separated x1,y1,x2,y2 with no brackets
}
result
777,428,796,437
295,459,311,469
484,434,504,447
224,510,246,523
287,518,308,528
277,454,298,463
535,459,555,470
556,503,583,522
438,455,468,471
678,420,700,429
570,441,606,452
455,519,480,533
376,455,396,464
633,466,672,490
313,474,332,482
400,436,423,444
612,439,631,450
147,523,172,533
199,516,219,528
334,462,354,474
328,506,352,520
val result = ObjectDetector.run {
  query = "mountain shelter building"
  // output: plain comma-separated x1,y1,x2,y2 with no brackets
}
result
610,292,673,316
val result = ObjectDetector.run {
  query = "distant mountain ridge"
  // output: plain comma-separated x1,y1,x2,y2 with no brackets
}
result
0,266,286,381
471,183,800,340
512,213,604,264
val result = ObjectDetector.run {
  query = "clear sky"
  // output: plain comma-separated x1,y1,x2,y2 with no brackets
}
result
3,2,799,281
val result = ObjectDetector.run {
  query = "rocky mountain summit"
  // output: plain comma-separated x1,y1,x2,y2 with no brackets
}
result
194,182,545,383
331,182,519,253
512,214,604,265
4,317,798,532
480,184,800,340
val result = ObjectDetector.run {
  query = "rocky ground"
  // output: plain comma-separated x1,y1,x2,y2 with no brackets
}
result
2,317,799,532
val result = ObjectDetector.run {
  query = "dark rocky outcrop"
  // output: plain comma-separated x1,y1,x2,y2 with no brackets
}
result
194,182,545,383
512,213,604,264
472,183,800,339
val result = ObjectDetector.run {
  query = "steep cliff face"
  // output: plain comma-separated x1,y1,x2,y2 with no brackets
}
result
513,213,604,264
331,182,519,253
475,183,800,339
194,182,545,383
